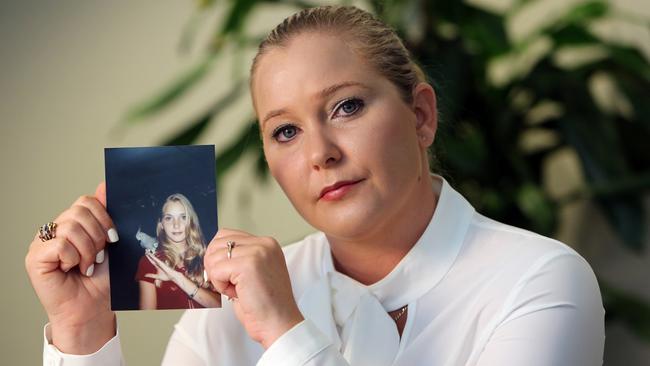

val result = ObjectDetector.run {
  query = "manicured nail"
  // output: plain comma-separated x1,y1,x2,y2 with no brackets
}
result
85,264,95,277
95,249,105,264
107,228,119,243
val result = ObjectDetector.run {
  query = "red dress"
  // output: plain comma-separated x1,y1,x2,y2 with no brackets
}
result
135,252,204,309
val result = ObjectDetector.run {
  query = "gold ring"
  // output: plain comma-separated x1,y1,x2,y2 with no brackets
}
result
38,222,57,242
226,240,235,259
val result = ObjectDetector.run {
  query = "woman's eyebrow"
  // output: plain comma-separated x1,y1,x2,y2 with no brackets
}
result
261,81,369,127
318,81,368,99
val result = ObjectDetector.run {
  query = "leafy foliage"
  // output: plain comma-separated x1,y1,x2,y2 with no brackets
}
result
122,0,650,340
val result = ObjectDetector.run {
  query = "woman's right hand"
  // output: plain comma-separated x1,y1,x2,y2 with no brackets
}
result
25,182,119,354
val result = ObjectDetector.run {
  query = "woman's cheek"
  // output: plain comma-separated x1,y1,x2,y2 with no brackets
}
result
270,151,314,215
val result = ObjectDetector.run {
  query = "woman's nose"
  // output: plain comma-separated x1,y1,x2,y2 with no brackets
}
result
307,127,342,171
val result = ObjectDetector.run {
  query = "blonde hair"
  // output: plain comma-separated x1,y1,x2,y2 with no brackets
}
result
156,193,205,285
250,5,427,105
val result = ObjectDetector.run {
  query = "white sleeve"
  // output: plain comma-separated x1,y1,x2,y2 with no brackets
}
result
257,319,349,366
42,323,125,366
160,318,206,366
475,253,605,366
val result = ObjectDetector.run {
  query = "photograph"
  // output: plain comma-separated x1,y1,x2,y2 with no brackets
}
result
105,145,221,310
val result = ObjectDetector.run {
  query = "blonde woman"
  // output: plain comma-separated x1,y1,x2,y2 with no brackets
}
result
136,193,220,309
27,5,604,365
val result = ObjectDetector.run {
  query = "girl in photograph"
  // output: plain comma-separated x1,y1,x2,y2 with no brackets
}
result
26,5,605,365
136,193,221,309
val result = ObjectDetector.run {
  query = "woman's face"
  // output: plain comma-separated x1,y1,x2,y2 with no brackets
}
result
252,32,433,239
161,201,188,244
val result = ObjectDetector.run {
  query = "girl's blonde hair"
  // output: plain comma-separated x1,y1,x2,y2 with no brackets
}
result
156,193,205,285
250,5,427,105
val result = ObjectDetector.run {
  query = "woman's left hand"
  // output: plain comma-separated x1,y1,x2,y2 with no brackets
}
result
203,228,304,349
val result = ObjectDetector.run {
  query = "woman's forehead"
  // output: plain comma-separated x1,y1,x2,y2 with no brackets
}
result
252,33,381,112
164,201,186,213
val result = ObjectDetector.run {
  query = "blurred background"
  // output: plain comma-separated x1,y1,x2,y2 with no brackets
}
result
1,0,648,364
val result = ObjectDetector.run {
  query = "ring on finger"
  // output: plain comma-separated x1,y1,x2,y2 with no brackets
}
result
38,222,58,242
226,240,236,259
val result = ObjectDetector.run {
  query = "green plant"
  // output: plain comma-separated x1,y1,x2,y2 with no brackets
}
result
121,0,650,340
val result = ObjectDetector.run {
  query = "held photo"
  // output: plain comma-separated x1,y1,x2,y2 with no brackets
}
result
104,145,221,310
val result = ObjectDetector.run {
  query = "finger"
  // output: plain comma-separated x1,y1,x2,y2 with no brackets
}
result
146,253,165,268
27,235,81,275
204,255,247,299
204,242,263,281
206,234,274,259
147,255,174,275
145,255,165,272
73,194,119,244
94,182,106,207
55,220,99,276
60,205,107,256
145,253,156,265
214,228,251,239
206,233,254,257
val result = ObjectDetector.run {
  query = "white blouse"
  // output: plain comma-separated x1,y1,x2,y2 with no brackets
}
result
43,177,605,366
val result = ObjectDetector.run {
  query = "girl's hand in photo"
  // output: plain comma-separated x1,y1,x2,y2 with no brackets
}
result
144,252,181,286
24,182,118,354
203,229,304,350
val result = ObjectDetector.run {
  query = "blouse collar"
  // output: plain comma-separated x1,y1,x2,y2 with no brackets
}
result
319,175,475,310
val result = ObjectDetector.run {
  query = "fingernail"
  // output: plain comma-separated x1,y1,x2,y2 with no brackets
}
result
107,228,119,243
95,249,105,264
85,264,95,277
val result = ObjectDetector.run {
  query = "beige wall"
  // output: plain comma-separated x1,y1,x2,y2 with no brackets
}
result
1,0,648,365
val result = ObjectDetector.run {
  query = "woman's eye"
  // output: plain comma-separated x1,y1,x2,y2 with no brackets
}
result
272,125,299,142
333,98,364,118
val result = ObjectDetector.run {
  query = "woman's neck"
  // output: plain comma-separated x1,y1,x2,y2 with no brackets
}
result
328,175,440,285
167,241,187,254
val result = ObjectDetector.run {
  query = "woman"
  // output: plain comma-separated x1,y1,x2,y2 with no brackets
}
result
26,5,604,365
136,193,221,309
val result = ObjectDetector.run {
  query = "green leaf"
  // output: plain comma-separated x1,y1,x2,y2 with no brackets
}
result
601,281,650,341
525,1,610,51
123,55,217,124
216,119,260,183
219,0,258,35
607,45,650,81
161,81,245,146
516,183,556,235
178,8,211,54
458,7,510,58
162,109,213,146
254,147,270,182
599,198,646,252
560,0,609,24
547,24,600,47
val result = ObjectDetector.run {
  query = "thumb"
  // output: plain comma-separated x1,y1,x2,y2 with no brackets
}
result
95,182,107,207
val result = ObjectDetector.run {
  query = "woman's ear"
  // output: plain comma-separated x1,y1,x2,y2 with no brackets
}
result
412,82,438,148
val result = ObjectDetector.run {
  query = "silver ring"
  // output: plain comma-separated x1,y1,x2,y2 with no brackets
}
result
38,222,57,242
226,240,235,259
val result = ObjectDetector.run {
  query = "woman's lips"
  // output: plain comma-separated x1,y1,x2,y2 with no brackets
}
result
319,179,364,201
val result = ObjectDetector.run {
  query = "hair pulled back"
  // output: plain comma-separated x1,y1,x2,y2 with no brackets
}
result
250,5,427,105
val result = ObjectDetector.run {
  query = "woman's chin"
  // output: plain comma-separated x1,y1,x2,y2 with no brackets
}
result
311,204,385,240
